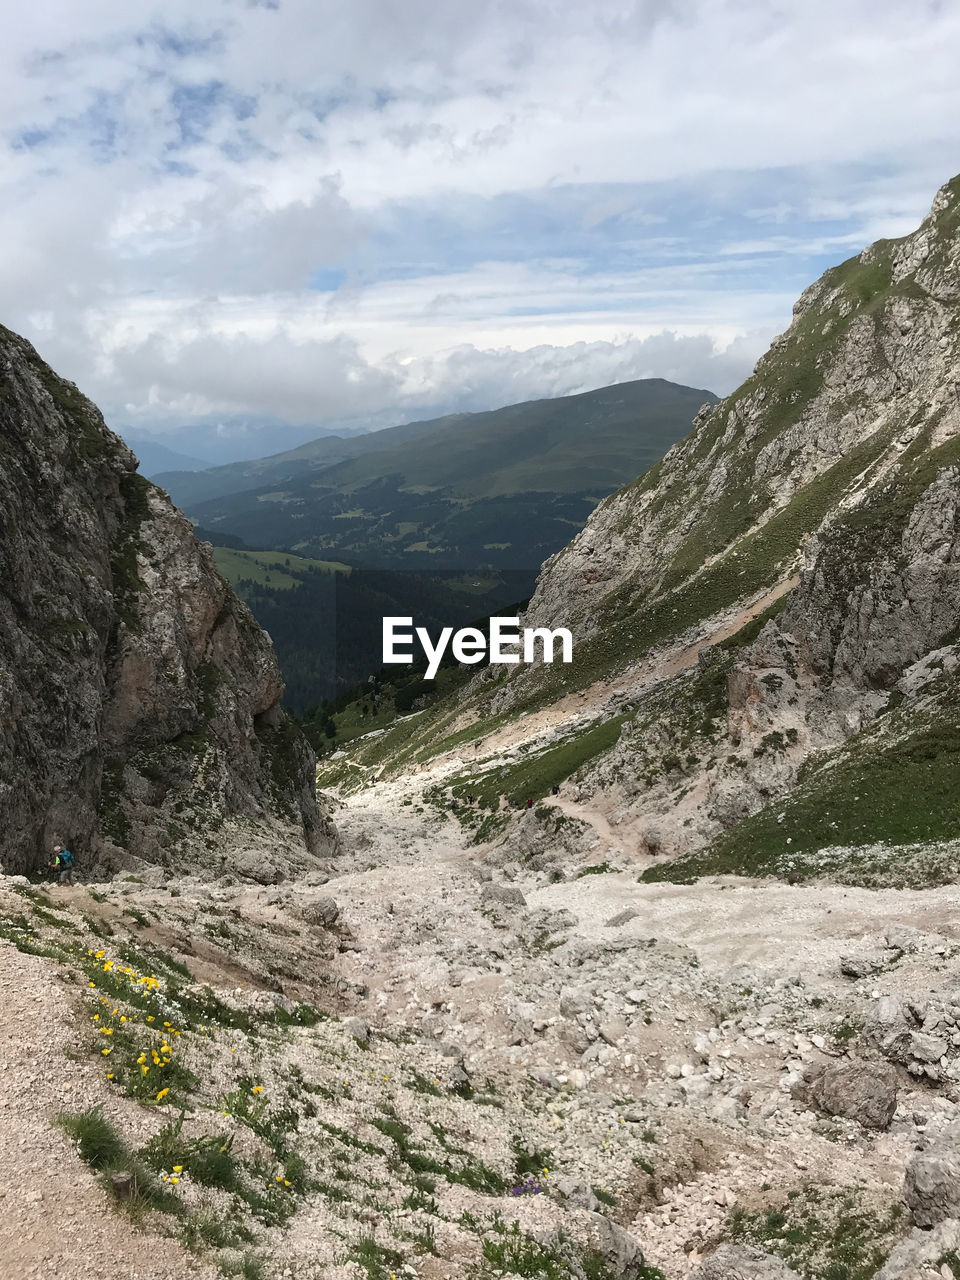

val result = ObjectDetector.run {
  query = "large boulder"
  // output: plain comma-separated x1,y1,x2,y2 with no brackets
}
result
232,849,283,885
799,1059,899,1130
551,1177,600,1212
585,1215,648,1280
690,1244,800,1279
905,1122,960,1226
871,1217,960,1278
481,883,527,908
298,896,341,928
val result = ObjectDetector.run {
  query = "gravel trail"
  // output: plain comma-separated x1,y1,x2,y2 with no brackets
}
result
0,942,217,1280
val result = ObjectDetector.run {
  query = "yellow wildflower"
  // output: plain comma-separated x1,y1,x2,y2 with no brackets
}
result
156,1088,170,1101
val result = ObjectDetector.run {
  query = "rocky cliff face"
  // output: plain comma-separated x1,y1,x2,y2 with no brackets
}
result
524,176,960,676
0,325,332,876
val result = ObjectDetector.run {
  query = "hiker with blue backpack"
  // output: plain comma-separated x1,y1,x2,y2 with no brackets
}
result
50,843,76,886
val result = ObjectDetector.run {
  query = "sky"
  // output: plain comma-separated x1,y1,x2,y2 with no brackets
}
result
2,0,960,456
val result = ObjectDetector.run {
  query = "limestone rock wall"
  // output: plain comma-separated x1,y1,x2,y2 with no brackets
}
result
0,324,332,876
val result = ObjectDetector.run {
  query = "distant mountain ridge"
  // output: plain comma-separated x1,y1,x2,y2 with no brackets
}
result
158,379,718,573
155,379,716,507
123,419,362,477
127,438,209,476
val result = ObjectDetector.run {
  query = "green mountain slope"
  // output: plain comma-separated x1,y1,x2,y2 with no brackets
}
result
157,379,715,511
302,378,715,499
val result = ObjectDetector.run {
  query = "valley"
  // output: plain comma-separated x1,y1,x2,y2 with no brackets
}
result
5,5,960,1279
3,153,960,1280
157,381,716,709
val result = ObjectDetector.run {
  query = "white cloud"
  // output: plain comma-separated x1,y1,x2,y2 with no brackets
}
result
0,0,958,442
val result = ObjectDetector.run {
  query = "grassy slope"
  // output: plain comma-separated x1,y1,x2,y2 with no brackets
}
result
164,380,716,514
315,380,717,500
643,672,960,886
442,713,632,810
179,382,716,575
213,547,349,590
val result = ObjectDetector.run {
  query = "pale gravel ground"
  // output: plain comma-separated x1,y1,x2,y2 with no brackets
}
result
0,946,218,1280
530,874,960,974
4,763,960,1278
335,774,960,982
325,776,960,1276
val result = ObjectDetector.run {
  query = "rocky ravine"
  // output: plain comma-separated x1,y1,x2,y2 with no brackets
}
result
0,324,333,877
6,775,960,1279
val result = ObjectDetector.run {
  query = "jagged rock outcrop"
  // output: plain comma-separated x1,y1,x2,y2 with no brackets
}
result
689,1244,800,1279
871,1218,960,1279
904,1122,960,1226
524,176,960,653
794,1059,899,1130
0,324,333,876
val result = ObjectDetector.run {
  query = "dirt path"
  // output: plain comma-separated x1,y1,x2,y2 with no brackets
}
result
549,793,632,860
0,941,217,1280
403,575,800,859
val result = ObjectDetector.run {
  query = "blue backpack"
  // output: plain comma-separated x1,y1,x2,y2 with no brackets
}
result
60,848,75,868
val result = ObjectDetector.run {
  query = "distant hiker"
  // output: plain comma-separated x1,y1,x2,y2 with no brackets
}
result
525,797,533,809
50,844,76,886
